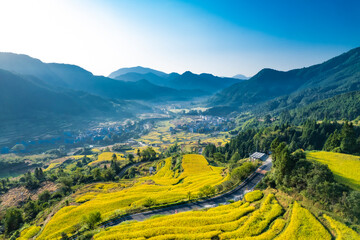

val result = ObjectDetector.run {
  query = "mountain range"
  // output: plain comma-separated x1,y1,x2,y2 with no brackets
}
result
109,67,242,93
209,47,360,115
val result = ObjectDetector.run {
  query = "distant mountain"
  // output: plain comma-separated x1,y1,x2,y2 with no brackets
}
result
0,68,152,146
0,69,117,118
0,53,204,101
109,66,167,79
113,70,242,93
232,74,250,80
210,47,360,111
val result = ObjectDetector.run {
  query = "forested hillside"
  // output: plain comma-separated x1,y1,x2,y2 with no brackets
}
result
210,47,360,113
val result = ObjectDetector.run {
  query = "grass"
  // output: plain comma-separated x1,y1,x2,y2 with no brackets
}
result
37,154,229,239
306,151,360,191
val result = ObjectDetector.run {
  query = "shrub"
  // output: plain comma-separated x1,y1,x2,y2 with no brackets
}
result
244,190,264,202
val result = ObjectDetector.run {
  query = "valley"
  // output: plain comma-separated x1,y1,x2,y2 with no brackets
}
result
1,46,360,240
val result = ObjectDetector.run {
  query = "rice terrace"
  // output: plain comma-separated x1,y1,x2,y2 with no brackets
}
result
1,1,360,240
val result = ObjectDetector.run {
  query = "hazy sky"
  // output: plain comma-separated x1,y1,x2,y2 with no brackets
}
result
0,0,359,77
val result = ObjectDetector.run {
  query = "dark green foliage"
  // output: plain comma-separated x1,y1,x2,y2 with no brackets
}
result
340,122,357,153
23,200,40,221
82,211,101,230
143,198,157,208
140,147,157,161
279,91,360,124
110,160,120,174
199,185,216,197
38,190,51,203
203,144,216,158
231,162,256,182
3,207,23,235
263,144,360,222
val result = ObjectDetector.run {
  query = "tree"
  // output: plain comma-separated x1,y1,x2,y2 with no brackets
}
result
4,207,23,235
23,201,40,221
199,185,215,198
270,138,280,159
128,154,135,163
137,149,141,157
38,190,51,203
34,168,45,181
143,198,156,207
110,160,120,174
111,153,117,161
340,122,357,153
203,144,216,158
91,168,102,181
230,152,241,163
323,130,341,151
187,191,192,201
82,211,101,229
213,152,225,162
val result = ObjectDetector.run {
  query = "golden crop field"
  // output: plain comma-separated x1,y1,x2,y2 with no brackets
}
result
17,225,41,240
37,154,228,239
277,201,331,240
93,192,359,240
307,151,360,191
88,152,126,166
136,120,230,149
323,214,360,240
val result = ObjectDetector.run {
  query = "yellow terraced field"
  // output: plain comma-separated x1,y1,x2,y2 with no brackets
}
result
93,194,285,240
88,152,126,166
324,214,360,240
17,225,41,240
37,154,228,239
93,193,357,240
277,201,331,240
307,151,360,191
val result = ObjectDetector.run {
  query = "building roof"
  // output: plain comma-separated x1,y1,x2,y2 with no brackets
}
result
250,152,268,161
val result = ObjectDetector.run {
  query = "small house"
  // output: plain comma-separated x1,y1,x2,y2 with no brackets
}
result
250,152,268,162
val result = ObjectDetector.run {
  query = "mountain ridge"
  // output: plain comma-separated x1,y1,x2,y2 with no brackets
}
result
209,46,360,111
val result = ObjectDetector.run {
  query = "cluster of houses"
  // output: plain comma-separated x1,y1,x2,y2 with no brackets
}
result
1,121,144,154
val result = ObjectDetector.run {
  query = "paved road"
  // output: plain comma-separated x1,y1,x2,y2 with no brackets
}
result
103,158,272,227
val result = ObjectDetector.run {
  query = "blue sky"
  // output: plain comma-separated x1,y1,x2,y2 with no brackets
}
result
0,0,359,77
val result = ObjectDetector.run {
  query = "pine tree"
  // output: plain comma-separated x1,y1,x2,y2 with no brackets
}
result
340,122,357,153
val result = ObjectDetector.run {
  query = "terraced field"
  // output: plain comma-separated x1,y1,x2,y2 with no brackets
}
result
137,120,230,148
93,192,360,240
37,154,228,239
88,152,126,166
307,151,360,190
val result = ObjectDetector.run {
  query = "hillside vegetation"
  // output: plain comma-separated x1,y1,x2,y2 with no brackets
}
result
307,151,360,191
210,47,360,114
37,154,229,239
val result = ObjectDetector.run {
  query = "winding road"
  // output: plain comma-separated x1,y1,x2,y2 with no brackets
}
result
103,158,272,228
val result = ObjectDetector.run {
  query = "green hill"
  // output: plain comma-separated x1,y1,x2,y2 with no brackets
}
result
210,47,360,112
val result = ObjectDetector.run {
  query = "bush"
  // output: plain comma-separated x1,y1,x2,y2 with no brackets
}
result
82,211,101,229
143,198,157,208
4,207,23,235
199,185,216,198
244,190,264,202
